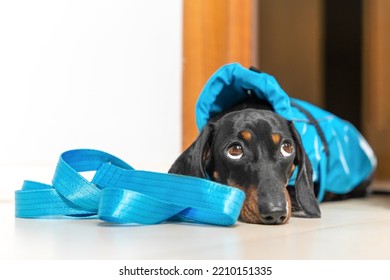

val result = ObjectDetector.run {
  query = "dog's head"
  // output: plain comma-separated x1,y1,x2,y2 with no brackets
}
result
169,108,321,225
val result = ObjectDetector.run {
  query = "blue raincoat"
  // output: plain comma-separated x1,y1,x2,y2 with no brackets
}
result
195,63,377,202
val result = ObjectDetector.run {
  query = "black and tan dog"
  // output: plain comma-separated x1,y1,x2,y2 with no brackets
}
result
169,98,321,225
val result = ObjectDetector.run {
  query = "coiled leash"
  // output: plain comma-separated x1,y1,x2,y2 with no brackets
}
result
15,149,245,226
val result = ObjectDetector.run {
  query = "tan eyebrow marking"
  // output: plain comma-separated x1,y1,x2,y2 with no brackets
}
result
241,130,252,142
272,133,281,145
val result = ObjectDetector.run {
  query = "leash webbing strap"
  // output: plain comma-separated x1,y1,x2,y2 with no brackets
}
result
15,149,245,226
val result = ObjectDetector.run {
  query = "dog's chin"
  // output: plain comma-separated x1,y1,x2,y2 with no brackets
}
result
223,178,292,225
225,180,261,223
226,181,291,225
239,199,263,224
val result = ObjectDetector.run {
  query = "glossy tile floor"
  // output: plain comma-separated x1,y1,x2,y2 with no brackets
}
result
1,192,389,260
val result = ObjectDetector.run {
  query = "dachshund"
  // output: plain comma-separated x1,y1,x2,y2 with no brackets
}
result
169,97,321,225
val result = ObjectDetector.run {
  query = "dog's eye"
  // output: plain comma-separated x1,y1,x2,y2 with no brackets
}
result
227,144,243,159
281,141,293,157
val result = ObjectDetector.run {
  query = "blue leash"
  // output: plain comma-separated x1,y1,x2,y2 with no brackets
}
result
15,149,245,226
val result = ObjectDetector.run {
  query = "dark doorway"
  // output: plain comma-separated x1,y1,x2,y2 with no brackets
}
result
324,0,363,130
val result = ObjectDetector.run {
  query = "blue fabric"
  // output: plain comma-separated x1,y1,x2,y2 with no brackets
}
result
15,149,245,226
196,63,377,201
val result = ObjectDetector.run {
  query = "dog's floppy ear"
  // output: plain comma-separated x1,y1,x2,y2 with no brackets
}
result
168,123,213,178
289,122,321,218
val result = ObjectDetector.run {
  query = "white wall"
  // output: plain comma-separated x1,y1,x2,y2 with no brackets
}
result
0,0,182,200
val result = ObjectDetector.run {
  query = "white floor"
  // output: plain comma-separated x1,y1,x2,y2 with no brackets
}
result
1,193,389,260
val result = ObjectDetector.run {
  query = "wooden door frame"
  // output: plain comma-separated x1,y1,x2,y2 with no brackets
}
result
182,0,257,150
363,0,390,182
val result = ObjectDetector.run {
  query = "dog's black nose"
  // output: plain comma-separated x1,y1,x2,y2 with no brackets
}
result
260,208,288,225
